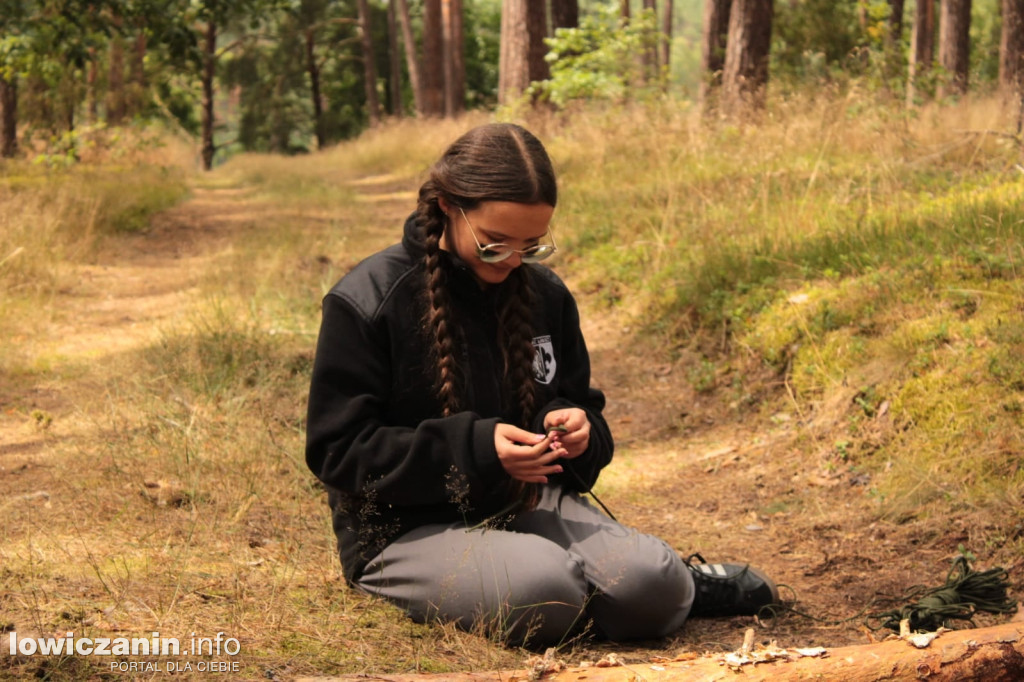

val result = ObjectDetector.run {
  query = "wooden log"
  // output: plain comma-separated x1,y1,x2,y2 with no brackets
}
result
307,621,1024,682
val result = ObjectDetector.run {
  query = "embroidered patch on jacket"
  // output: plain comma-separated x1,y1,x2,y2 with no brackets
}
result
532,335,556,384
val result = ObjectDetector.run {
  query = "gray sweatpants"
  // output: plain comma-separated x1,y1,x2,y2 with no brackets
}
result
355,484,694,646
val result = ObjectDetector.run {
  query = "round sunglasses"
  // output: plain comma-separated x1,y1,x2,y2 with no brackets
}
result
459,207,558,264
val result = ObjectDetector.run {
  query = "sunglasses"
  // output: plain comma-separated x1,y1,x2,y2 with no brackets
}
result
458,207,558,264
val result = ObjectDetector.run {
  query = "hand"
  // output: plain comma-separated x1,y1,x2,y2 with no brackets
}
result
494,423,567,484
543,408,590,459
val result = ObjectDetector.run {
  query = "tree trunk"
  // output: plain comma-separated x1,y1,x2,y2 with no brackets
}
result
642,0,659,80
888,0,906,46
201,21,216,171
1000,0,1024,103
499,0,527,104
356,0,382,125
0,75,17,158
396,0,424,115
87,50,99,123
907,0,936,105
661,0,673,82
127,31,146,118
721,0,773,113
527,0,549,83
882,0,906,86
552,0,579,30
107,34,126,125
938,0,971,98
699,0,731,109
498,0,548,105
305,28,326,149
318,621,1024,681
387,0,403,117
421,0,445,116
621,0,630,22
442,0,464,117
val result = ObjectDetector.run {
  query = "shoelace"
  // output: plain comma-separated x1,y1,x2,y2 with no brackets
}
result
756,553,1016,632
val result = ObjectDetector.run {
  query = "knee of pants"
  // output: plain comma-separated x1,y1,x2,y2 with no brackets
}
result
500,552,589,644
588,543,693,640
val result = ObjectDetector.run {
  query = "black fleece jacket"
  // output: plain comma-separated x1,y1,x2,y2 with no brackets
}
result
305,215,614,584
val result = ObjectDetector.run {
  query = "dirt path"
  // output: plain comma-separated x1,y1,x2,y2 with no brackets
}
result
4,182,1021,673
0,188,244,469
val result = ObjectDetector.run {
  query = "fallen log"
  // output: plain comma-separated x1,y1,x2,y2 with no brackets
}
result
309,621,1024,682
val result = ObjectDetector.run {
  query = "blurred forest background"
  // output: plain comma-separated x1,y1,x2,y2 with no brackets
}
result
1,0,1022,168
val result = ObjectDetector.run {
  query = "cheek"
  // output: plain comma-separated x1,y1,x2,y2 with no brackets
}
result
452,231,477,262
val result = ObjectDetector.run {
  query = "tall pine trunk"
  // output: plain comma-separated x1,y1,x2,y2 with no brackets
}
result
127,31,147,118
0,76,17,158
721,0,773,113
87,49,99,123
422,0,445,116
442,0,464,117
642,0,659,81
356,0,382,125
699,0,731,109
661,0,674,84
908,0,937,105
527,0,549,84
396,0,424,115
498,0,548,105
499,0,529,105
305,28,326,149
938,0,971,98
885,0,906,83
551,0,579,29
999,0,1024,113
888,0,906,45
107,33,126,125
201,21,216,171
387,0,403,117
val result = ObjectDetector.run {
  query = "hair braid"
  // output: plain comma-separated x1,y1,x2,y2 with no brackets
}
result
499,267,540,511
498,267,537,426
419,191,462,417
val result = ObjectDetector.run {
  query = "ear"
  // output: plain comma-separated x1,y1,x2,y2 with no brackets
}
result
437,197,451,216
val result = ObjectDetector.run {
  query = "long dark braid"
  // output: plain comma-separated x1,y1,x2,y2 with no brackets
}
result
498,267,541,509
418,184,463,417
417,123,557,427
498,267,537,425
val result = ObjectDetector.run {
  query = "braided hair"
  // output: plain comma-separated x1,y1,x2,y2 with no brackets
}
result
417,123,557,425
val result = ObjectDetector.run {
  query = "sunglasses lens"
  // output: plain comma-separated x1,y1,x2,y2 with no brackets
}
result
477,247,512,263
520,246,556,263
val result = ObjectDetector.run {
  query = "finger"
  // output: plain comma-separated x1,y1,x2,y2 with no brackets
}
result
502,442,563,466
543,413,570,431
515,463,563,483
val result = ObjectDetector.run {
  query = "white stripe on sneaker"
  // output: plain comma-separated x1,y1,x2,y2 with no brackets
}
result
696,564,729,577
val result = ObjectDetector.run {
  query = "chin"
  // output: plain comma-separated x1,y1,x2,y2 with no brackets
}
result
475,264,514,285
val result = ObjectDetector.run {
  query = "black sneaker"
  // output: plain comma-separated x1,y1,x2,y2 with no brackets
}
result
684,553,779,617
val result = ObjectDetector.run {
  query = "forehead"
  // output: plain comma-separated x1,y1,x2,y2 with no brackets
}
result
470,201,554,240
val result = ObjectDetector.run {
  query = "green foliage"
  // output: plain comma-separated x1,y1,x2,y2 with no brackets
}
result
463,0,500,109
772,0,868,82
531,6,662,108
970,0,1002,87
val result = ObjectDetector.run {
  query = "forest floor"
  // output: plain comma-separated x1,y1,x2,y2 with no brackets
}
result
3,177,1022,679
